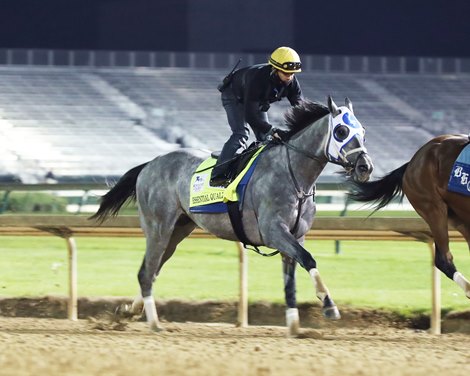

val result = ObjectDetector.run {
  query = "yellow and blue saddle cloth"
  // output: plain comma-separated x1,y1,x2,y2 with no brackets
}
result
189,146,265,213
448,143,470,196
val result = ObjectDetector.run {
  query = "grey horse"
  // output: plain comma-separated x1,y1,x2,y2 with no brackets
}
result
91,96,374,336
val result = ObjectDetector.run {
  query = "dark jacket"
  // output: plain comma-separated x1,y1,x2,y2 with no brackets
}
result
229,64,302,134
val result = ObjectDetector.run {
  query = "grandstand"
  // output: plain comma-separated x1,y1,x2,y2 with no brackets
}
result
0,66,178,183
0,58,469,183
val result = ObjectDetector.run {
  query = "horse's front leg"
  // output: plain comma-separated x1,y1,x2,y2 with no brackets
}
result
309,268,340,319
282,254,300,336
268,225,341,327
431,235,470,298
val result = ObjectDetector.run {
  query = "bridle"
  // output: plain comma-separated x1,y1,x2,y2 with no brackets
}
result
239,114,369,257
281,133,367,169
275,119,368,238
324,111,368,169
279,133,367,194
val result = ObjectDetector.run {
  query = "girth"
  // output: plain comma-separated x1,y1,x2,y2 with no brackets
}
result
226,192,313,257
227,141,315,257
226,201,280,257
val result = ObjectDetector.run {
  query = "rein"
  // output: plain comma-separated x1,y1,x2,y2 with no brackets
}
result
283,141,316,237
233,139,320,258
282,141,322,164
283,138,354,168
243,140,319,257
279,135,363,236
284,144,316,200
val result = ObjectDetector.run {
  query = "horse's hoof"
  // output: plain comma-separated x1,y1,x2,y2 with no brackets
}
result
322,296,341,320
287,324,300,337
114,303,134,319
286,308,300,337
323,305,341,320
149,322,164,332
130,300,144,315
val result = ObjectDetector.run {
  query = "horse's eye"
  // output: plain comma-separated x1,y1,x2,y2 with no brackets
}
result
334,125,350,141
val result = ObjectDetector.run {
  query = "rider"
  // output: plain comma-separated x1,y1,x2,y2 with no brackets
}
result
210,46,304,187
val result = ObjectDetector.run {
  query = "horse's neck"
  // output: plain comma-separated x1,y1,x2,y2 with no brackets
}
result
287,116,329,186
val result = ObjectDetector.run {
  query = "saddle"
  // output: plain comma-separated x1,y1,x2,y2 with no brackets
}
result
190,142,277,253
212,142,263,185
190,143,266,211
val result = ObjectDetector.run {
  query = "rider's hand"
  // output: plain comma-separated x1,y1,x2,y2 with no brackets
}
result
266,127,282,141
266,127,287,142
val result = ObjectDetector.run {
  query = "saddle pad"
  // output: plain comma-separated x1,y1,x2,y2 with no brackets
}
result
189,147,264,213
448,143,470,196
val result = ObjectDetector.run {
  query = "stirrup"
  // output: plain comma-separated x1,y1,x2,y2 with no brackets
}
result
210,176,230,187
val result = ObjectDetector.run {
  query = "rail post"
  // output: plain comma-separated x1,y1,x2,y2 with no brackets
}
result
236,242,248,327
65,236,78,321
0,190,11,214
428,242,441,334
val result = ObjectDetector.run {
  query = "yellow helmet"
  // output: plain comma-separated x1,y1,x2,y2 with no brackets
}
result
268,46,302,73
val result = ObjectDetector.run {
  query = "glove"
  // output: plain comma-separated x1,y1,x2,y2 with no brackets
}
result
266,127,288,142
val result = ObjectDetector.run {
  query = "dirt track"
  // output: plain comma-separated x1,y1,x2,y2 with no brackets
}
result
1,298,470,376
1,317,470,376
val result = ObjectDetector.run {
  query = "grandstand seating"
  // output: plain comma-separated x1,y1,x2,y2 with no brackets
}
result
0,65,469,183
0,67,178,182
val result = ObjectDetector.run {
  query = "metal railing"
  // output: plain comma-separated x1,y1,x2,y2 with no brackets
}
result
1,48,470,75
0,214,460,334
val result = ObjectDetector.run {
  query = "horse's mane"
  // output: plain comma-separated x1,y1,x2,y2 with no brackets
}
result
283,100,329,139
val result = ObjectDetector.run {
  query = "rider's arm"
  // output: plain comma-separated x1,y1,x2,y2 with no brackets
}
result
243,74,274,135
244,100,272,135
287,77,303,106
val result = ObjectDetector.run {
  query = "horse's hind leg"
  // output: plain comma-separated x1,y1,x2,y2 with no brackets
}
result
132,216,196,331
128,217,196,315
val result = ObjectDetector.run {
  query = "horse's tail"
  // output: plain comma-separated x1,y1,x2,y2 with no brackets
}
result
89,162,149,223
348,163,408,212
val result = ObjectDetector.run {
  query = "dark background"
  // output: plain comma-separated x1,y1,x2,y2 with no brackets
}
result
0,0,468,57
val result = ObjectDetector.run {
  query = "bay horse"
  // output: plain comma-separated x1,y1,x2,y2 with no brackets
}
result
349,134,470,299
91,97,374,335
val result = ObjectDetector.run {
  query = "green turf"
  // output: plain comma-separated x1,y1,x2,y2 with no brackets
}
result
1,235,469,316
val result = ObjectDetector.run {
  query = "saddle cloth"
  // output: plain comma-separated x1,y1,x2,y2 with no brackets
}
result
189,146,265,213
448,143,470,196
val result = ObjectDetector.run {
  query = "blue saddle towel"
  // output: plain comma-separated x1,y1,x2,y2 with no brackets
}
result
448,144,470,196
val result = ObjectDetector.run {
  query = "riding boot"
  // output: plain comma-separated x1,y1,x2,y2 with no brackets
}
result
210,134,246,187
209,172,230,187
210,158,232,187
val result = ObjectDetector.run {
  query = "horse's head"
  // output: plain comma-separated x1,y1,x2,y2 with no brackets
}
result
326,96,373,182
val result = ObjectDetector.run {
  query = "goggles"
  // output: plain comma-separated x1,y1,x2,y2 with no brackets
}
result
269,57,302,72
281,62,302,71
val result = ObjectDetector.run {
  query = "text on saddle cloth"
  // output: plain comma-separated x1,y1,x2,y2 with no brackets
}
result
189,146,265,212
448,143,470,196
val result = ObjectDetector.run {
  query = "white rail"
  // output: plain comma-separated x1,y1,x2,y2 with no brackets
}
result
0,215,463,334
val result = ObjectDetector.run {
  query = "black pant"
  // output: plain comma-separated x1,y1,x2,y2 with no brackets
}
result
212,89,267,177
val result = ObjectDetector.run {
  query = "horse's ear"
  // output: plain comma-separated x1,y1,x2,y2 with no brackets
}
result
327,95,339,116
345,97,353,113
